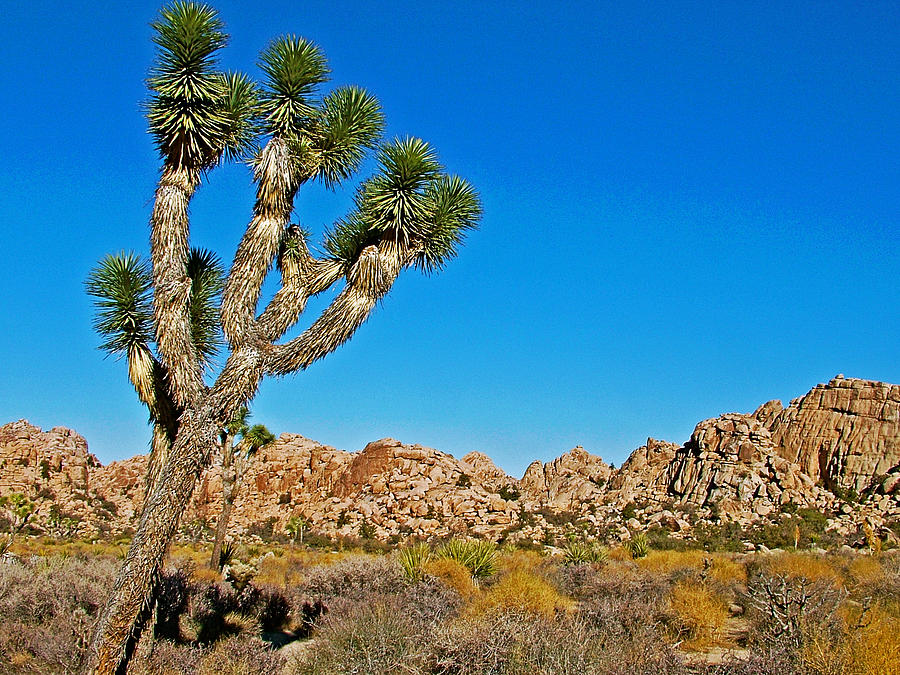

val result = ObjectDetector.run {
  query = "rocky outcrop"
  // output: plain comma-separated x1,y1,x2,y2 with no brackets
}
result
2,375,899,545
766,376,900,492
664,413,831,520
519,446,612,510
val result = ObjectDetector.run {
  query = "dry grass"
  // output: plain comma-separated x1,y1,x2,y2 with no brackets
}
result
608,545,633,561
845,556,885,589
803,604,900,675
762,552,844,587
425,556,478,600
666,579,731,651
470,570,573,619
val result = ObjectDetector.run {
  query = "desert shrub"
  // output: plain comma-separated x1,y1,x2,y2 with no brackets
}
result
435,608,686,675
298,554,403,601
288,599,427,675
186,581,240,643
424,556,477,600
243,585,291,632
645,526,691,551
690,520,747,552
153,564,193,640
399,576,463,626
131,634,285,675
471,569,573,619
744,568,847,653
0,555,117,673
757,552,844,588
666,579,730,650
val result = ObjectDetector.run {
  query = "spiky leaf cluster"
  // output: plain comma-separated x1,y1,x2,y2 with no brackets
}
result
314,86,384,187
241,423,276,453
87,248,224,364
86,253,154,356
258,36,329,138
147,2,245,170
186,248,225,363
325,137,481,271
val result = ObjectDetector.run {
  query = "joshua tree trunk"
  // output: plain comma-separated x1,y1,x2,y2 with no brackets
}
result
209,432,236,570
84,408,221,674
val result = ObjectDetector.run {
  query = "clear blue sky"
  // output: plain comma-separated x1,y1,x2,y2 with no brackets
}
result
0,1,897,477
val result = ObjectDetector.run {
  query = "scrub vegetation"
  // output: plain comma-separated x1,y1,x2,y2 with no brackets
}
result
2,539,898,674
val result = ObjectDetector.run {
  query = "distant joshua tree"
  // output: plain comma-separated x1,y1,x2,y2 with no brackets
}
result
82,3,480,673
209,408,275,570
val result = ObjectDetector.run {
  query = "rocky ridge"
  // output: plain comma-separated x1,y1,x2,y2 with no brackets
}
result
1,376,898,546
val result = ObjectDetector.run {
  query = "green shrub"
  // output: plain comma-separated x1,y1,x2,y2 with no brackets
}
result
625,532,650,559
398,542,431,582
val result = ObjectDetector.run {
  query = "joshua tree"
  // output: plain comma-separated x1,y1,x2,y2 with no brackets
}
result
209,409,275,570
84,3,480,673
286,514,307,545
0,493,35,553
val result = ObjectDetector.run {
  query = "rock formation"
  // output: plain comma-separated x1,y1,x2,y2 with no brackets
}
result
1,376,899,545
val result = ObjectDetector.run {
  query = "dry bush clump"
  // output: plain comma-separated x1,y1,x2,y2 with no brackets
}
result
287,599,428,675
0,554,117,673
759,552,844,588
432,610,599,675
666,579,731,651
470,569,573,619
425,556,478,600
130,634,285,675
297,553,403,601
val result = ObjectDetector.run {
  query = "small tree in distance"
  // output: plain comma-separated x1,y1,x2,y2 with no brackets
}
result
209,408,275,570
84,3,480,673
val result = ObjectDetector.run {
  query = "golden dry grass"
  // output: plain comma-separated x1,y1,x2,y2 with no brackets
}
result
425,557,478,599
498,548,546,575
762,552,844,587
803,605,900,675
637,550,747,586
608,545,633,561
845,556,885,589
469,569,573,619
666,579,731,651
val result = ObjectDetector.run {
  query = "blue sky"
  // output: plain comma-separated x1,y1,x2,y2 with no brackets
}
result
0,1,897,477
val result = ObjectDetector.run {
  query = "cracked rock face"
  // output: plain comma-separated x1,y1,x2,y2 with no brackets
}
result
766,376,900,492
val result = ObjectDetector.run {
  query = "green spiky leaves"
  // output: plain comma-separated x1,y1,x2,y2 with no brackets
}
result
147,2,240,170
324,137,481,273
186,248,225,364
315,86,384,187
87,253,154,357
258,36,329,138
87,248,223,366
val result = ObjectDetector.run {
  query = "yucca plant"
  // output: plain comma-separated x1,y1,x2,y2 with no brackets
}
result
625,532,650,559
563,541,609,566
398,542,431,582
437,539,498,583
86,3,480,672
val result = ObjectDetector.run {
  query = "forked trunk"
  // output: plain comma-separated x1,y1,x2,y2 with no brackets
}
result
82,411,220,675
209,432,236,570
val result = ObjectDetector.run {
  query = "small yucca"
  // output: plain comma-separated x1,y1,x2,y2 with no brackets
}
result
563,540,609,566
398,542,431,582
625,532,650,559
437,539,498,582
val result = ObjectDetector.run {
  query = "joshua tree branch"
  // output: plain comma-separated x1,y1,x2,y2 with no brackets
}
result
221,138,300,346
265,244,401,376
150,166,205,407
